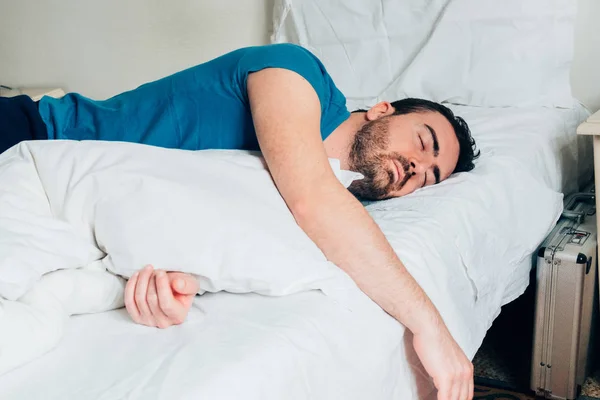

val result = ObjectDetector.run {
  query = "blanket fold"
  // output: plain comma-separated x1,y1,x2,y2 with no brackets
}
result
0,267,126,375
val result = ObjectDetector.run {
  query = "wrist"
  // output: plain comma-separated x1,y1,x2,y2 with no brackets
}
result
411,315,446,337
385,272,445,336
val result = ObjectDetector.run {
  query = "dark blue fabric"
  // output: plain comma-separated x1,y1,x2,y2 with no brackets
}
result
0,95,47,154
37,43,350,151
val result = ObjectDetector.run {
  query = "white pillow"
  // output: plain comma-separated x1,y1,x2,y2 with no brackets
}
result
0,141,363,304
89,149,360,297
272,0,577,108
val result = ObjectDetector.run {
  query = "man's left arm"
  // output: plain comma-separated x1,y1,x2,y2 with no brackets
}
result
245,68,472,400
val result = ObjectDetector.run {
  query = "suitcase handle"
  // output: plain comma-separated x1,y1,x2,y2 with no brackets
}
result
562,193,596,223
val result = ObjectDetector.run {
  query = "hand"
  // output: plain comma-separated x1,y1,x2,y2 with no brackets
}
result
412,325,474,400
124,265,199,328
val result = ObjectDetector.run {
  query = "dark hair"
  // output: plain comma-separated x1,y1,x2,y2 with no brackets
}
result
353,98,480,173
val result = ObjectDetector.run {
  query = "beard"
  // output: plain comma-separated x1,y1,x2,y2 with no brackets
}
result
347,117,411,200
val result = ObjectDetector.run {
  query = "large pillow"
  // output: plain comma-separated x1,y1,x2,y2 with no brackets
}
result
0,141,364,306
272,0,577,109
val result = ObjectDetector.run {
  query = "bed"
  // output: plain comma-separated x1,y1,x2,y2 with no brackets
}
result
0,103,590,400
0,1,592,399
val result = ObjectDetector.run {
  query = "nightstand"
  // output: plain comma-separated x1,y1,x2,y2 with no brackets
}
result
576,108,600,311
0,87,65,101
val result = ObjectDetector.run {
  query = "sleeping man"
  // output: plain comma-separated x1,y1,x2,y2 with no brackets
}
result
0,43,479,399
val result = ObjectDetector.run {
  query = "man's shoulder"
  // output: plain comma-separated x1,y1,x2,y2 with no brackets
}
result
237,43,325,70
236,43,336,96
239,44,349,139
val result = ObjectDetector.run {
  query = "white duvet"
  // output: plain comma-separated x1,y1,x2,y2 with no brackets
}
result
0,140,368,375
0,104,590,399
0,142,364,303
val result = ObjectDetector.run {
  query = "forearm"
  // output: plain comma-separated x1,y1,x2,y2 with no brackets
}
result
292,179,444,334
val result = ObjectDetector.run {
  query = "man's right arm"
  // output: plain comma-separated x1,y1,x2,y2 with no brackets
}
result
247,67,473,400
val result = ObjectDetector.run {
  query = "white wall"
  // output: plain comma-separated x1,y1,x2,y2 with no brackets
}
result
0,0,273,99
0,0,598,112
571,0,600,113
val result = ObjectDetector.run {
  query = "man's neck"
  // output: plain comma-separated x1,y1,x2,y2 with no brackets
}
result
323,112,366,170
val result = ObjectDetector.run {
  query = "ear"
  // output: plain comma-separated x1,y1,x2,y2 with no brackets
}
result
365,101,394,121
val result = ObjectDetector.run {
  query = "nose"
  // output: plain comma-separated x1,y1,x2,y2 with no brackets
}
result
409,159,428,175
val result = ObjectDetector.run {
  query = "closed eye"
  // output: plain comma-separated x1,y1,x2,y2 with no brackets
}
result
419,136,425,151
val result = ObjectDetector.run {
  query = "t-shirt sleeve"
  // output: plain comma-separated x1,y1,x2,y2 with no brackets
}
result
235,43,349,140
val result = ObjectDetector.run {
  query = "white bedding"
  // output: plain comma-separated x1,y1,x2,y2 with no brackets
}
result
0,141,367,376
0,104,590,399
447,103,592,307
0,292,414,400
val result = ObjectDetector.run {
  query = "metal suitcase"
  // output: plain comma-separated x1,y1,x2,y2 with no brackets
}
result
531,188,598,400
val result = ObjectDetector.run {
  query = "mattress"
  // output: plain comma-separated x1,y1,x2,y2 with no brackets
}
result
0,104,591,400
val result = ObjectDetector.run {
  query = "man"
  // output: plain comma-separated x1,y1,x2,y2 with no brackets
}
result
1,43,479,399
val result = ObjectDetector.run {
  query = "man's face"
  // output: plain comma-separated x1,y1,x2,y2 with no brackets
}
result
347,111,460,200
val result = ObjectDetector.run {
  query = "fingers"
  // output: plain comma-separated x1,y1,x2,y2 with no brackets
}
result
436,382,464,400
436,381,452,400
450,381,461,400
134,265,154,325
146,274,172,329
460,362,474,400
169,272,200,295
465,363,474,399
468,377,474,399
157,270,185,325
125,267,196,329
124,271,141,323
436,387,446,400
437,369,473,400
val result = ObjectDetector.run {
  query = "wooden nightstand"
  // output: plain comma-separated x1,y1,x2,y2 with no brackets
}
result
0,87,65,101
577,108,600,311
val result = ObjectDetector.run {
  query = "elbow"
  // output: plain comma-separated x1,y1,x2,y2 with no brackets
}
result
286,182,345,225
288,197,319,226
283,173,349,224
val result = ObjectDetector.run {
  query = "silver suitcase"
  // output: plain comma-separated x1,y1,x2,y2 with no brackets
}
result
531,189,598,400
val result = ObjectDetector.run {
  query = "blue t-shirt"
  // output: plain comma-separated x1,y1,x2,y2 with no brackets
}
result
37,44,350,151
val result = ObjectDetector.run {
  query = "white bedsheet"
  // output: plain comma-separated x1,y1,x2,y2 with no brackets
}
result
0,104,590,399
0,292,420,400
449,102,592,306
